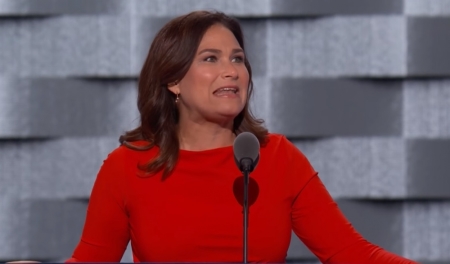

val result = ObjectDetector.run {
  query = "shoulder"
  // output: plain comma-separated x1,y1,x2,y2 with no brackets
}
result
263,132,312,165
264,133,301,153
265,133,286,144
104,140,159,167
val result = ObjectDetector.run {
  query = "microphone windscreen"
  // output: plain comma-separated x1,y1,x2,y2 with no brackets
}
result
233,132,260,163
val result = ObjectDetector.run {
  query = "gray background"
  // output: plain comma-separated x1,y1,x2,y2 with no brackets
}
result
1,0,450,263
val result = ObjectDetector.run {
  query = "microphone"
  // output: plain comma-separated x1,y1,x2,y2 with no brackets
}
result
233,132,260,264
233,132,260,172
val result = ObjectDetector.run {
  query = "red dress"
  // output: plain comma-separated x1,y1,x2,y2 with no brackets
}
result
68,134,417,263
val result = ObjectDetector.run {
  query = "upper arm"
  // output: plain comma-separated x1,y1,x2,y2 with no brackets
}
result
70,148,130,262
288,145,417,264
291,173,367,262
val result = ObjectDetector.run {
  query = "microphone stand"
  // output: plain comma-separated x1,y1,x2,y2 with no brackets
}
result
240,158,253,264
243,169,249,264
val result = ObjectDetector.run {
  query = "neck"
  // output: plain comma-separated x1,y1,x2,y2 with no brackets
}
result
177,119,236,151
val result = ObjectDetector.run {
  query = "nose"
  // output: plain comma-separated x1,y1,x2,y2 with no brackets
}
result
221,61,239,79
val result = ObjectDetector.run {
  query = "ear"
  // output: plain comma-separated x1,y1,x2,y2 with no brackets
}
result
167,81,180,95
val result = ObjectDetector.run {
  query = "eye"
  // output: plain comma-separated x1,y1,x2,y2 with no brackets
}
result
232,56,245,63
204,56,217,62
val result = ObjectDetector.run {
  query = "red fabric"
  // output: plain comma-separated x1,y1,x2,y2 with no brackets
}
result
68,134,417,263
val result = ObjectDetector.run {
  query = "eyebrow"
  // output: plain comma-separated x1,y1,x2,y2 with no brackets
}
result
197,48,244,55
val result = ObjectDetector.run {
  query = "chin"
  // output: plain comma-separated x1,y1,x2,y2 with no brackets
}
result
217,106,244,118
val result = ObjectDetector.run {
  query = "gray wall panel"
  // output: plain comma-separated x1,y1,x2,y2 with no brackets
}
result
0,0,130,15
337,200,404,255
405,0,450,16
131,0,270,17
293,138,407,198
270,0,403,16
0,137,119,199
0,17,132,77
287,231,315,259
131,17,171,74
294,137,450,199
0,78,138,137
408,17,450,76
0,20,20,75
240,20,268,77
267,17,407,77
270,78,403,136
407,140,450,198
403,80,450,138
0,199,87,260
404,202,450,261
250,77,271,126
1,0,423,17
27,199,87,260
0,199,30,258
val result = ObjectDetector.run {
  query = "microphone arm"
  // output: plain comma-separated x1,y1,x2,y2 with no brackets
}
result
239,158,254,264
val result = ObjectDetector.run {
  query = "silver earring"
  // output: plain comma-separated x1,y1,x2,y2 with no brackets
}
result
175,93,180,103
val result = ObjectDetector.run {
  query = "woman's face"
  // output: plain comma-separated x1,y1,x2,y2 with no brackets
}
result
169,24,250,125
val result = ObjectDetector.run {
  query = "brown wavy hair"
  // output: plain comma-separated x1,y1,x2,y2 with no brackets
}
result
119,10,268,179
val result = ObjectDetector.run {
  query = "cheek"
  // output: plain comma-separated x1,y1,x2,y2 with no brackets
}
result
240,67,250,83
183,63,216,82
240,69,250,99
191,67,216,84
180,69,215,100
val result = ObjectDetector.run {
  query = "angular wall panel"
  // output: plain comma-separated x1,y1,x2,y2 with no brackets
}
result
0,137,119,199
131,17,171,74
250,77,271,125
337,200,404,255
0,17,132,77
287,231,316,260
407,140,450,198
408,17,450,76
293,138,450,199
403,80,450,138
0,78,138,137
269,78,403,137
293,138,407,198
239,20,268,77
0,0,276,17
0,0,410,17
131,0,270,17
270,0,403,16
404,202,450,261
0,199,87,260
0,0,130,15
265,79,450,138
404,0,450,16
267,17,407,77
4,15,450,78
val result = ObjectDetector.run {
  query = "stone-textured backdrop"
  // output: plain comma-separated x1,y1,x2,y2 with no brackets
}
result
1,0,450,263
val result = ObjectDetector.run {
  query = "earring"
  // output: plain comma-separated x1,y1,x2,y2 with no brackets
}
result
175,93,180,103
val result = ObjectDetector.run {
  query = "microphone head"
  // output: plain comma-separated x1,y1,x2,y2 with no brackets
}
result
233,132,260,172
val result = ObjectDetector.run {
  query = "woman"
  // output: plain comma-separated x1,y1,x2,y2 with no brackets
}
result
67,11,417,263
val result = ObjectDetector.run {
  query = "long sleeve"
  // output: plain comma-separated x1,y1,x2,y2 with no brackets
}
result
291,173,417,264
67,148,130,262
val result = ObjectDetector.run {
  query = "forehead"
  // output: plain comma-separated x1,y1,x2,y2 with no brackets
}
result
197,24,241,49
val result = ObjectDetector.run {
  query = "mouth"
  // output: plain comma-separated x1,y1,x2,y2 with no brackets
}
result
213,86,239,95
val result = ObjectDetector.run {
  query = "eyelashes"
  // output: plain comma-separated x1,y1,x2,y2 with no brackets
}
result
203,55,245,63
232,56,245,63
204,56,217,62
